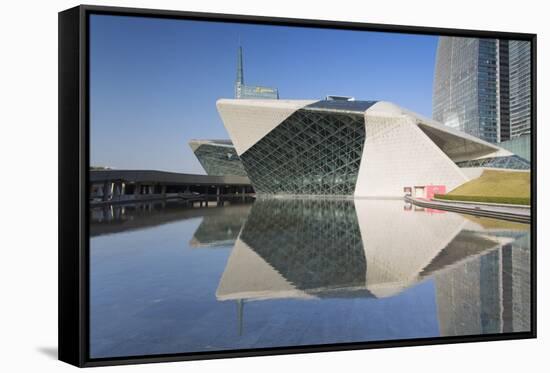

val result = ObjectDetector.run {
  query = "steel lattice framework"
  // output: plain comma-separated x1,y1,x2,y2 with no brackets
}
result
455,155,530,170
240,108,366,195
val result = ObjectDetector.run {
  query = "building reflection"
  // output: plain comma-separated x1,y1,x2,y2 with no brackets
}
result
90,197,253,240
435,233,531,336
189,204,252,248
215,198,530,337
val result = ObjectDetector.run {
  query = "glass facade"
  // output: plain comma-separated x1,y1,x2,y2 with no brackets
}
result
498,40,511,141
509,41,531,138
433,37,531,145
240,104,367,195
192,142,248,177
433,37,482,138
477,39,499,143
500,133,531,161
306,99,377,112
455,155,529,170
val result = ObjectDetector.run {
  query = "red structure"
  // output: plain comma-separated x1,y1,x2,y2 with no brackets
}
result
426,185,446,200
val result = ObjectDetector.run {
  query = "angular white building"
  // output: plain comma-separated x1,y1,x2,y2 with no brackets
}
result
217,98,528,198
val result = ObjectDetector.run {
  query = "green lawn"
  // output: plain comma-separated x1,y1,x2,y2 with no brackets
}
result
435,170,531,205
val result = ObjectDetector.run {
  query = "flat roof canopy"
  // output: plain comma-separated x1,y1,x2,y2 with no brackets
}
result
417,123,502,162
90,170,251,186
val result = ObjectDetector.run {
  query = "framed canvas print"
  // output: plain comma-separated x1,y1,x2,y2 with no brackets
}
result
58,4,537,367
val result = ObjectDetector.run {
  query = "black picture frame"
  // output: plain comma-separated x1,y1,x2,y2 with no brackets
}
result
59,4,537,368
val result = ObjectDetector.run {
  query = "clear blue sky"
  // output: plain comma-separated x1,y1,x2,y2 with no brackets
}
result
90,14,438,173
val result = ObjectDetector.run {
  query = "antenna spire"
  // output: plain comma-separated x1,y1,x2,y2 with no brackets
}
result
236,43,244,85
235,41,244,99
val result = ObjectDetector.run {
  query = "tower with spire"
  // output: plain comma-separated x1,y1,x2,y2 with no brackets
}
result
235,46,244,99
233,45,279,100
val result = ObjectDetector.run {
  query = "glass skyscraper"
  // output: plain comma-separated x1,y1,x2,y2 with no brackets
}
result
509,40,531,138
433,37,531,144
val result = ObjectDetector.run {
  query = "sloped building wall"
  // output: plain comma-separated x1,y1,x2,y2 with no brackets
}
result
355,114,469,197
216,99,314,155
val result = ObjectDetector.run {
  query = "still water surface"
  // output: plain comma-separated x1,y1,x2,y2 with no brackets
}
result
90,198,530,358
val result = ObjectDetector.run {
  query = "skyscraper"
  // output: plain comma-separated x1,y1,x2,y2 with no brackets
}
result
433,37,531,144
234,45,244,99
509,40,531,138
234,46,279,100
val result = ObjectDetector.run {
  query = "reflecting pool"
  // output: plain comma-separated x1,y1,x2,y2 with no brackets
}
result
89,197,531,358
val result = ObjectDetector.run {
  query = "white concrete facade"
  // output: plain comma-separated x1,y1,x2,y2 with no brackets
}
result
216,99,315,155
356,107,468,197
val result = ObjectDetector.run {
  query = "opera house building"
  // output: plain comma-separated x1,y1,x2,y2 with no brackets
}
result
216,98,529,198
